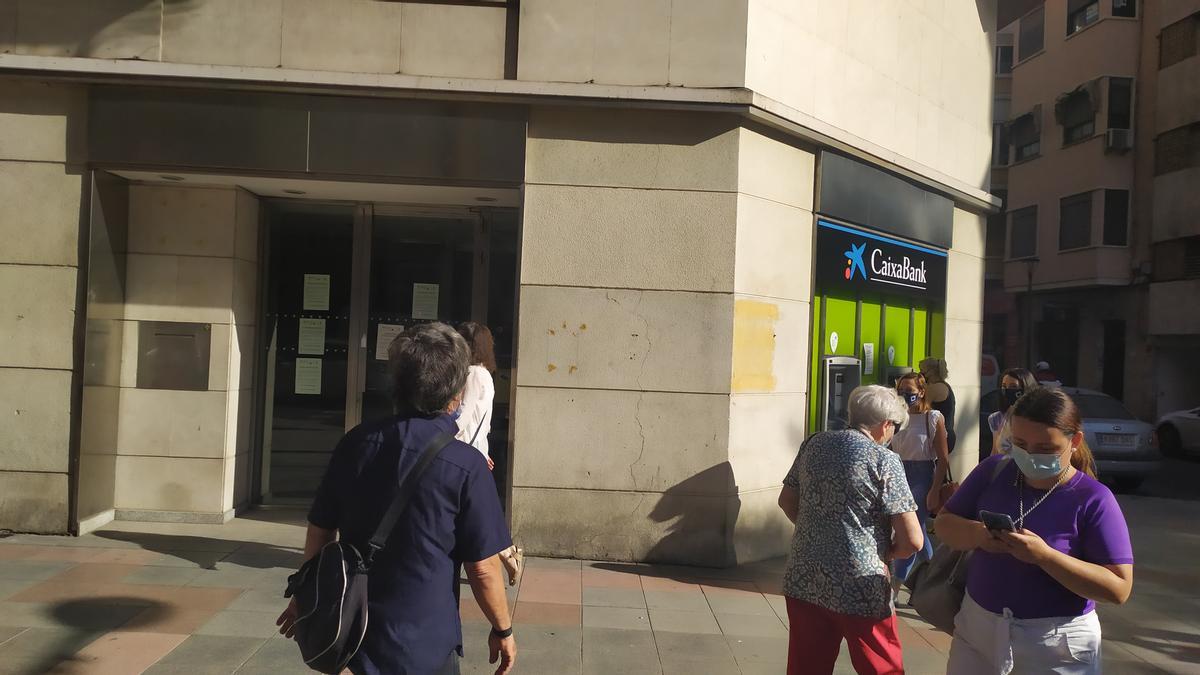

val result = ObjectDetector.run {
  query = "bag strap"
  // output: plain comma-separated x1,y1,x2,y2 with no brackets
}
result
468,411,488,446
367,430,455,560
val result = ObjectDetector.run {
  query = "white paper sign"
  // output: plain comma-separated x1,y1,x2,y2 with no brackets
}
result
412,283,440,320
375,323,404,361
829,332,840,354
298,318,326,355
863,343,875,375
295,357,322,395
303,274,331,311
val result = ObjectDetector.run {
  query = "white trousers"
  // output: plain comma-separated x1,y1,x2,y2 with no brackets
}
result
946,593,1102,674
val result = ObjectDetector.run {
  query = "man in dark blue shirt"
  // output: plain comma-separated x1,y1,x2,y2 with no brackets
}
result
278,323,516,675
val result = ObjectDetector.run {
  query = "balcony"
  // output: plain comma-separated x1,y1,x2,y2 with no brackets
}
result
1154,167,1200,243
1002,246,1131,292
1157,57,1200,132
1149,280,1200,335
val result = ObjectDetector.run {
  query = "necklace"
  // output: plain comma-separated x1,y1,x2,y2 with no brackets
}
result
1016,470,1068,529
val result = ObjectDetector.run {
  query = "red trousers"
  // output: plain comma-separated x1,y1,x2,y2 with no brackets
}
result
785,597,904,675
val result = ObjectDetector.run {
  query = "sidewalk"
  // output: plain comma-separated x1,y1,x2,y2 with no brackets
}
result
0,495,1195,674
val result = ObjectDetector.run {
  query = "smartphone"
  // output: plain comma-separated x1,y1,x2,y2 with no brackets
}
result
979,510,1016,532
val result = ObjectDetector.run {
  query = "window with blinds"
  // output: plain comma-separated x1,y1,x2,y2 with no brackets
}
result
1010,109,1041,161
1107,78,1133,130
1059,91,1096,145
1068,0,1100,35
1010,206,1038,259
1020,7,1045,61
1059,192,1093,251
1102,190,1129,246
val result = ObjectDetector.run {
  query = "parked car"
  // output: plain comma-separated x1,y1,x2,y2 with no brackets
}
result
978,387,1161,490
1065,387,1161,491
1156,408,1200,459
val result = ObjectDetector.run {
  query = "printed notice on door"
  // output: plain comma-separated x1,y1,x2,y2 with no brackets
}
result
295,357,322,395
375,323,404,361
863,343,875,375
298,318,326,355
412,283,440,320
303,274,331,311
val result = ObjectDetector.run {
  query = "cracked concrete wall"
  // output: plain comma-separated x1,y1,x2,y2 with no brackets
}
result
513,109,816,566
0,79,88,533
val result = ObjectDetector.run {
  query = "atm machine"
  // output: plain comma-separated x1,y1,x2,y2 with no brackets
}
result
819,356,862,431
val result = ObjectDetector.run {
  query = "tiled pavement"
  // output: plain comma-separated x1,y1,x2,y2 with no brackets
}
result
0,495,1197,674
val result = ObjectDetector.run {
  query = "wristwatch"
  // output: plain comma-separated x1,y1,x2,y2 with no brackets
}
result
491,626,514,639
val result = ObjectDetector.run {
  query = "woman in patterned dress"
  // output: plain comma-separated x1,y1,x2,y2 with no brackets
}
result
777,385,924,675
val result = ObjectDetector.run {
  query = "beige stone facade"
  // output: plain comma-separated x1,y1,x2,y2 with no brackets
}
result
0,1,996,565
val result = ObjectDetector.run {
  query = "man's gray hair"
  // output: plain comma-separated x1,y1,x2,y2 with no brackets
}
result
387,322,471,415
848,385,909,433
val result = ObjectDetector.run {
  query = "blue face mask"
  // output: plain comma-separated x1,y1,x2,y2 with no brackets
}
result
1009,445,1063,481
450,405,463,421
902,393,920,407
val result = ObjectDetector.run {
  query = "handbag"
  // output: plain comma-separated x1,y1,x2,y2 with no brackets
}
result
284,431,455,673
927,412,958,514
905,458,1010,633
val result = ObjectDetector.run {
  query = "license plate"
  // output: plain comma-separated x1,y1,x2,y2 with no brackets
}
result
1097,433,1135,447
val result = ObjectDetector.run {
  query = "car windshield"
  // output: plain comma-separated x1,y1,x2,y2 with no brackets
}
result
1075,394,1137,420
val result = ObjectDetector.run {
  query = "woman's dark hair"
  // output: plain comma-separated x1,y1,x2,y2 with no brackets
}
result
387,322,470,415
999,367,1039,413
455,322,497,373
1009,387,1096,478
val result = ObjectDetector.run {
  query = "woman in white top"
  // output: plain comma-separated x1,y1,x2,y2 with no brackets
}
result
890,372,950,597
454,322,522,585
454,322,496,469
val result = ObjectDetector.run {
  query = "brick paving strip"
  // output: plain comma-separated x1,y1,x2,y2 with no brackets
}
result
0,496,1192,674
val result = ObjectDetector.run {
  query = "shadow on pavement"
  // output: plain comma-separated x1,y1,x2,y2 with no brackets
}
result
22,597,172,675
93,530,303,570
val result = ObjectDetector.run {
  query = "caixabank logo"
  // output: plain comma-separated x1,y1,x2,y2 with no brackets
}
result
818,220,948,300
843,243,867,281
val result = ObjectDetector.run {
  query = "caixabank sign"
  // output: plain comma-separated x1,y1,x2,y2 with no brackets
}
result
815,219,948,301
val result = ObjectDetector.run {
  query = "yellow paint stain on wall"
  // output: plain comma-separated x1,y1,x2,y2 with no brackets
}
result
731,299,779,393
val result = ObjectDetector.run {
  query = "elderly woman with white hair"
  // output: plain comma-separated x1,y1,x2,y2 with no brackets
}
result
777,385,924,675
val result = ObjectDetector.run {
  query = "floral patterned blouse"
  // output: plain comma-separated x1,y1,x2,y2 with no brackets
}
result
781,430,917,619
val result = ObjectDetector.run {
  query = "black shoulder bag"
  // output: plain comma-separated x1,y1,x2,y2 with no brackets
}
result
285,432,455,674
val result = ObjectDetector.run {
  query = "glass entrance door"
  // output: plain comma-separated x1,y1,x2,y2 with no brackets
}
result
257,203,516,504
260,204,356,500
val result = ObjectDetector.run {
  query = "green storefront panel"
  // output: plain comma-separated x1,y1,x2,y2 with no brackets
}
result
884,304,911,373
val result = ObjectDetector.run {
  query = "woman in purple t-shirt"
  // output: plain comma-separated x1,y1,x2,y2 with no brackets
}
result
938,388,1134,674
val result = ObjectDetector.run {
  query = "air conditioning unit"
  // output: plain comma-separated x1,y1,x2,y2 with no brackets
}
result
1106,128,1133,153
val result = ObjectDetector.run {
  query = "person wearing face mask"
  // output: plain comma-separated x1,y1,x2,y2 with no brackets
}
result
988,368,1039,460
936,388,1133,674
889,373,951,603
777,385,922,675
919,358,956,453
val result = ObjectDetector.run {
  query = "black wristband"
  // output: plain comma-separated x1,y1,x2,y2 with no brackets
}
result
491,626,513,639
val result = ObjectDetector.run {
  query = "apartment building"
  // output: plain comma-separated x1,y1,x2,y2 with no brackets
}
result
993,0,1200,423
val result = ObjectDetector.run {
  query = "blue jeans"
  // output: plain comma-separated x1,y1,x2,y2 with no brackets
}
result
893,460,936,584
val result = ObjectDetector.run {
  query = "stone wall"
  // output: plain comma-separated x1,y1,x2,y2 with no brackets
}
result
93,184,259,524
0,79,87,533
0,0,507,79
512,108,817,566
946,208,987,481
